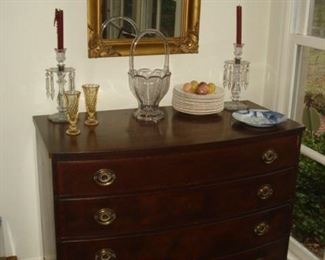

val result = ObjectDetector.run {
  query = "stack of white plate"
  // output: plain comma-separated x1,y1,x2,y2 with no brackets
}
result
172,84,225,115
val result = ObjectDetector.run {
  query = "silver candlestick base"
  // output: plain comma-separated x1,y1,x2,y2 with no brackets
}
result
45,48,76,123
223,43,249,111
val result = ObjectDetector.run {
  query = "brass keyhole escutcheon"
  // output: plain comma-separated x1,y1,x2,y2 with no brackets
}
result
262,149,278,164
94,208,116,226
254,222,270,236
257,184,274,200
95,248,116,260
94,169,116,186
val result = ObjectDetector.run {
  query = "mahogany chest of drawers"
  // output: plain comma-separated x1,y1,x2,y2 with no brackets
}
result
34,103,304,260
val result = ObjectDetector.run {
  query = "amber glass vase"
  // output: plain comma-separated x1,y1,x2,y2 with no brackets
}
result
64,90,81,136
82,84,99,126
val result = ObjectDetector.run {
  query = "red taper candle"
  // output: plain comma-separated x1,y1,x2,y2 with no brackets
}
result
236,5,242,45
54,9,64,50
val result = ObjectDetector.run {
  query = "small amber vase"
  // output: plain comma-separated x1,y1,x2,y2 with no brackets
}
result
64,90,81,136
82,84,99,126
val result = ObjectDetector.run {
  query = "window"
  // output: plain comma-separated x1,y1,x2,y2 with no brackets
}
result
288,0,325,259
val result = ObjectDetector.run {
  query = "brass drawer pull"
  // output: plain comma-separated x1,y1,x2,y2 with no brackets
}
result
257,184,273,200
94,208,116,226
94,169,116,186
254,222,270,236
262,149,278,164
95,248,116,260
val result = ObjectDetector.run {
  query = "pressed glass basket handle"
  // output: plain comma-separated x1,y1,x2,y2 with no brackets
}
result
101,16,139,38
129,29,170,72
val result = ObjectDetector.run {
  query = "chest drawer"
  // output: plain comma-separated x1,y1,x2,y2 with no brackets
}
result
56,168,295,238
55,135,299,197
58,205,291,259
216,238,289,260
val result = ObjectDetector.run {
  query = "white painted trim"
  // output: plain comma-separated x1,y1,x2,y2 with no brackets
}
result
286,40,299,118
301,144,325,166
306,0,315,35
0,218,15,257
291,34,325,51
292,0,309,34
288,250,301,260
289,236,319,260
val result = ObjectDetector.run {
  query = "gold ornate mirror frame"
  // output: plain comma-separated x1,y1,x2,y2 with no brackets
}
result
87,0,201,58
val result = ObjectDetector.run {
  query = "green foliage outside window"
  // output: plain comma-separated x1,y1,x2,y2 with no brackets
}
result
313,0,325,30
292,131,325,256
305,88,325,115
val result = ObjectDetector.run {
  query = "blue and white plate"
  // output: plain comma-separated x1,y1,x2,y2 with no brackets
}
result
232,109,288,127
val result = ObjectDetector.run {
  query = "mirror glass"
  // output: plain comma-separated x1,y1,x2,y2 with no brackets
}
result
88,0,201,58
102,0,183,39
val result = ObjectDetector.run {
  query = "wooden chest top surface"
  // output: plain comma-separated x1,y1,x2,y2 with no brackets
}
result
33,102,303,158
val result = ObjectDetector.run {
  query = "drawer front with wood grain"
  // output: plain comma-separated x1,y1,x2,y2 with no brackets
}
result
55,135,299,197
216,238,289,260
56,168,295,238
57,205,291,260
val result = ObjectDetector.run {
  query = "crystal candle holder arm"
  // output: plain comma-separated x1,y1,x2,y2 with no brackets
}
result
45,48,76,123
223,43,250,111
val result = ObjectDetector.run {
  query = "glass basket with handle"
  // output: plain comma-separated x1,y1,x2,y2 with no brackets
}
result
128,29,171,123
101,16,139,39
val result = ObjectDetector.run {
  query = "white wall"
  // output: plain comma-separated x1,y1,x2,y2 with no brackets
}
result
0,0,271,259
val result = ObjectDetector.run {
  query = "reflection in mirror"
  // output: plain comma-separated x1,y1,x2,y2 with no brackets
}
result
101,16,139,40
88,0,201,58
101,0,183,39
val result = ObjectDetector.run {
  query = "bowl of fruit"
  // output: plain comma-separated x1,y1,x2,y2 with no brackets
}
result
172,80,224,115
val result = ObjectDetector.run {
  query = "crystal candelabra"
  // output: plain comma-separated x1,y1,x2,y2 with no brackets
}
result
45,48,76,123
223,43,249,111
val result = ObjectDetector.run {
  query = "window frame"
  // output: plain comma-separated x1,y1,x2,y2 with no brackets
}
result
274,1,325,259
274,0,325,117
